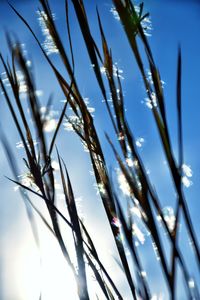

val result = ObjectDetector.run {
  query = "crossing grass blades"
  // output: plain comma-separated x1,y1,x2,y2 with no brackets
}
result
0,0,200,299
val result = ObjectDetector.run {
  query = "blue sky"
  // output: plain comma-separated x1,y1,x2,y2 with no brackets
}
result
0,0,200,299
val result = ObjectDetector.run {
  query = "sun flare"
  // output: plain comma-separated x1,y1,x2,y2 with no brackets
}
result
14,229,79,300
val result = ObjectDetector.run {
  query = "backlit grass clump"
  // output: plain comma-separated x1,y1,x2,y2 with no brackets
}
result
0,1,199,299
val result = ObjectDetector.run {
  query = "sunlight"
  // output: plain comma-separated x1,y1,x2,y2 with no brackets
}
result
13,229,79,300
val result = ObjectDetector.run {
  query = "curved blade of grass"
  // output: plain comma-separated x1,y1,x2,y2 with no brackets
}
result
113,192,151,299
57,150,89,300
